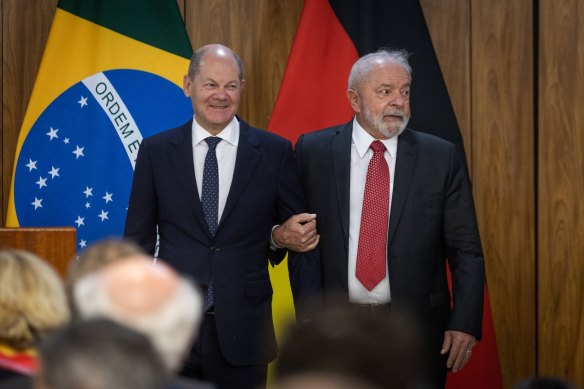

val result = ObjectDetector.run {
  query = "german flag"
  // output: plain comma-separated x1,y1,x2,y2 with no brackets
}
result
7,0,193,249
268,1,503,388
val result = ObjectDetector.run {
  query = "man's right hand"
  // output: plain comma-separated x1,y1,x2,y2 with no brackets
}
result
272,213,319,252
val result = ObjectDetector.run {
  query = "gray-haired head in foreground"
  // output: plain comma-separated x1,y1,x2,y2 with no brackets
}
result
73,256,203,374
348,49,412,91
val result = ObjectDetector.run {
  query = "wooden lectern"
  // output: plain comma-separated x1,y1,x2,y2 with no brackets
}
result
0,227,77,277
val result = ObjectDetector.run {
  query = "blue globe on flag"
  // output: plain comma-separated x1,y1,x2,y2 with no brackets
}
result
13,69,193,249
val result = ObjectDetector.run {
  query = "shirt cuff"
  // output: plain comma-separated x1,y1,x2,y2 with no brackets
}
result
270,225,282,251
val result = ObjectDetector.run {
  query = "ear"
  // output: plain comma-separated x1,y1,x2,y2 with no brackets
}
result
183,75,192,97
240,78,246,91
347,89,361,113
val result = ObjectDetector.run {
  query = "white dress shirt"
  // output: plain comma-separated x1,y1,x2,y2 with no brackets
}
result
348,118,397,304
192,116,239,222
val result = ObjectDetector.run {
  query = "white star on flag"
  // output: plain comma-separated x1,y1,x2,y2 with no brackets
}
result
73,145,85,159
102,192,113,203
98,210,109,222
75,215,85,227
78,96,88,108
85,202,91,208
31,197,43,210
48,166,60,179
36,176,48,189
79,240,87,248
83,187,93,198
46,127,59,141
26,159,38,171
64,138,70,144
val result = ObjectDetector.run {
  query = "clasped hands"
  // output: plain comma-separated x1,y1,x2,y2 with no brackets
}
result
272,213,319,252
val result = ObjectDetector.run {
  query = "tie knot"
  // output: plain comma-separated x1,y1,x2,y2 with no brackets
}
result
205,137,221,150
370,140,386,153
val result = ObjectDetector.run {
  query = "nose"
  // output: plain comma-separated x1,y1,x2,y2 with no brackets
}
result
212,88,228,99
390,92,405,108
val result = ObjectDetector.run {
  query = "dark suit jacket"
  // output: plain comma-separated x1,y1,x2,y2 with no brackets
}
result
295,120,485,342
124,118,320,366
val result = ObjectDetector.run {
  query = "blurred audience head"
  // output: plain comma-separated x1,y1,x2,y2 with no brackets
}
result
0,249,69,350
73,254,202,373
275,373,382,389
275,301,425,389
514,376,580,389
35,318,166,389
66,237,145,309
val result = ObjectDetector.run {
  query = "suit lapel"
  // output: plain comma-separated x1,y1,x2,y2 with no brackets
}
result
168,121,210,236
388,129,418,245
331,122,353,288
332,122,353,245
218,120,261,231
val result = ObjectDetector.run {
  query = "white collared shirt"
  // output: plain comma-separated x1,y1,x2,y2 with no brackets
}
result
192,116,239,222
348,118,398,304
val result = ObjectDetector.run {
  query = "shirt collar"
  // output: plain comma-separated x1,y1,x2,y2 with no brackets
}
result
192,116,240,146
351,117,398,158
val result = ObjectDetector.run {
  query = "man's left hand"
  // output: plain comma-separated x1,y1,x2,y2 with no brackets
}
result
440,330,476,373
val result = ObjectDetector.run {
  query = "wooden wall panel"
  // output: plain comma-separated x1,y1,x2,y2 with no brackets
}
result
539,1,584,385
420,0,472,170
0,0,3,227
471,1,535,387
183,0,303,129
1,0,57,225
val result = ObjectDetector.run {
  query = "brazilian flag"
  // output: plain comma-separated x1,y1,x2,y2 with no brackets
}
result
7,2,298,384
7,0,194,249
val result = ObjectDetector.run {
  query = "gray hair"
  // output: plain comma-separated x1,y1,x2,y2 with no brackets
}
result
188,45,244,81
74,272,202,373
348,49,412,91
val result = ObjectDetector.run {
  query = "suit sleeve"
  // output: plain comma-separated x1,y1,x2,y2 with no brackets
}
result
124,140,159,255
275,138,322,319
444,145,485,339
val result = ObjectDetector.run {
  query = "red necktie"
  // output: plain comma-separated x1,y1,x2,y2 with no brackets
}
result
356,140,389,291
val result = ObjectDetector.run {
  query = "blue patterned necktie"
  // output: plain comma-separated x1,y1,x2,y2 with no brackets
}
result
202,136,221,311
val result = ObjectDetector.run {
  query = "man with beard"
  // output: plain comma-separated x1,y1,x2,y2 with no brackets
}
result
279,49,485,388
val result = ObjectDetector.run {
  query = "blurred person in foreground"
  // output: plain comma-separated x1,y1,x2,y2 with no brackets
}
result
275,302,428,389
275,373,382,389
65,237,145,311
73,254,213,389
34,318,165,389
0,250,69,386
514,377,580,389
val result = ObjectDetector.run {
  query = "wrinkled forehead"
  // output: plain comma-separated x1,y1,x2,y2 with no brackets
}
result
362,61,411,88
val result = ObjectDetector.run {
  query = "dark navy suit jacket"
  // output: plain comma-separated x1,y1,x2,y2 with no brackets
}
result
124,118,320,366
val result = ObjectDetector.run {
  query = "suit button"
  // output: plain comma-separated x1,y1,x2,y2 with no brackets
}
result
210,246,218,253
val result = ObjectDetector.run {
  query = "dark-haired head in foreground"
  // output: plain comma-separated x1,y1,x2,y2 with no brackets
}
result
35,318,166,389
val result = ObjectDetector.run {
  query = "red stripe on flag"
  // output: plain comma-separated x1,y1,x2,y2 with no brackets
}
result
268,0,357,138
